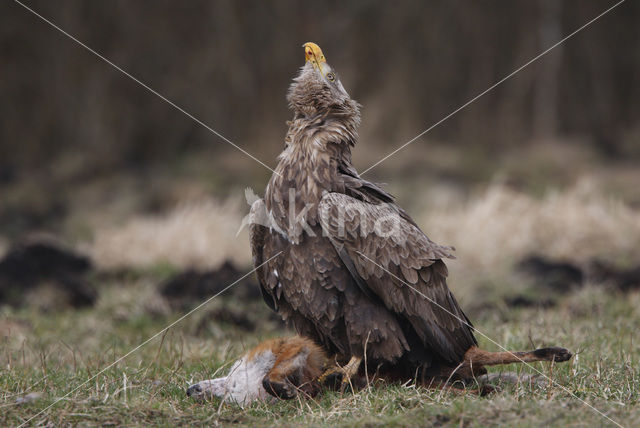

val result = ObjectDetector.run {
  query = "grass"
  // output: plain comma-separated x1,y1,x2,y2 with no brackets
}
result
1,282,639,427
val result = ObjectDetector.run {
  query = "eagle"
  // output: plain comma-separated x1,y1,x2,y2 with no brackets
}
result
249,43,477,382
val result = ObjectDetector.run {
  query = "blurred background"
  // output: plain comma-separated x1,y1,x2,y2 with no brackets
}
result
1,0,639,330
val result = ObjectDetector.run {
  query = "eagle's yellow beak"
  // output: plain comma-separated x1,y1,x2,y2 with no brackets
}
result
303,42,326,70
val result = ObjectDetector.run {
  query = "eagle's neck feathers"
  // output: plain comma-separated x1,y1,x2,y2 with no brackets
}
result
265,113,358,242
265,62,362,242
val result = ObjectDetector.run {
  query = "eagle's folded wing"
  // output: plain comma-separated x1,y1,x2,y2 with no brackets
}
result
318,192,477,363
249,198,283,312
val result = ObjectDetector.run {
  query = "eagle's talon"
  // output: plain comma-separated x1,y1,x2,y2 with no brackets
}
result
341,356,362,379
337,356,362,393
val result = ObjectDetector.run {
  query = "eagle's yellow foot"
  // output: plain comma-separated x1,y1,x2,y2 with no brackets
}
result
339,356,362,393
317,366,341,384
317,356,363,392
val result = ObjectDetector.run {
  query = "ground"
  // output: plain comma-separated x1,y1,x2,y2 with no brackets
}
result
1,283,638,427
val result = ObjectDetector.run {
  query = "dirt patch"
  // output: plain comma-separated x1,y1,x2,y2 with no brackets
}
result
504,295,556,308
0,237,96,309
517,256,583,293
517,254,640,292
160,260,262,310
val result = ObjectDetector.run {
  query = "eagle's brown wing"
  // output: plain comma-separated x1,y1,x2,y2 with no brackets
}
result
248,199,284,312
318,192,477,364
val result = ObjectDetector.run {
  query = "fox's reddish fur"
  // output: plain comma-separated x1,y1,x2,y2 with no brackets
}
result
252,336,328,398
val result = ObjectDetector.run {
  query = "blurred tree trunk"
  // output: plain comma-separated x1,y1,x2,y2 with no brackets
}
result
533,0,562,138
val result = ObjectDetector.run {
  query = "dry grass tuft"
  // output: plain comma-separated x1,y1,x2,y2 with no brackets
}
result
421,180,640,290
87,197,252,270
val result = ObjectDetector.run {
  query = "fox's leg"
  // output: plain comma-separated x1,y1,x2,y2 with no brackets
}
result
464,346,572,367
433,346,572,383
448,346,572,381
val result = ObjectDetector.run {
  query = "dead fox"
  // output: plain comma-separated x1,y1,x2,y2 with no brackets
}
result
187,336,328,404
187,335,571,404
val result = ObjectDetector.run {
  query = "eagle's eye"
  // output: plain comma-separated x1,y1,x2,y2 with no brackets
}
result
326,72,335,82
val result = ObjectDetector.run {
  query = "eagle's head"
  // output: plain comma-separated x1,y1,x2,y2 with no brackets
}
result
287,42,359,120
